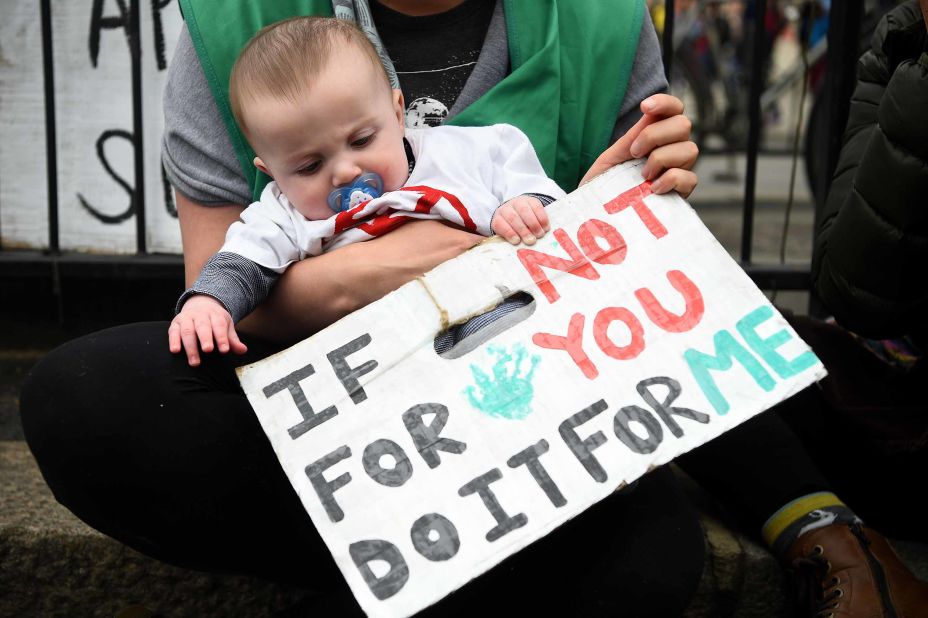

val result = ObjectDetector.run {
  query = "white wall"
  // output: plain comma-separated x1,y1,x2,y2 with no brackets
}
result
1,0,184,254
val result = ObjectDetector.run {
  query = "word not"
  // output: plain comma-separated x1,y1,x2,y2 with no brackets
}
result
516,181,703,378
517,181,663,304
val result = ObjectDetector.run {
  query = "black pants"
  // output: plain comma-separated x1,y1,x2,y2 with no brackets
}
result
773,315,928,540
683,313,928,541
678,408,833,532
21,321,707,617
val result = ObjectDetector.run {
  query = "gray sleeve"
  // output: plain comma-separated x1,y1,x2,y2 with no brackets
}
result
161,25,253,206
523,192,556,206
611,11,669,142
176,252,280,323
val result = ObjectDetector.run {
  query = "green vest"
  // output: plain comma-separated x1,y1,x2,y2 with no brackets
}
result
179,0,643,199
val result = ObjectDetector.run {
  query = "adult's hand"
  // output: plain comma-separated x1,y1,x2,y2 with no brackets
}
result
580,94,699,197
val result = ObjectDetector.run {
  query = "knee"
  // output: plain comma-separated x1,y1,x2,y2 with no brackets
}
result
21,339,75,446
19,340,87,511
19,324,165,509
20,334,110,489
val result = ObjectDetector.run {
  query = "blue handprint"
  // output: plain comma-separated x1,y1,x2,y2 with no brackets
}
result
464,343,540,420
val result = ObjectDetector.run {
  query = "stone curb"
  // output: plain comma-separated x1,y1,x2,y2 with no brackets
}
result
2,441,310,617
5,440,927,617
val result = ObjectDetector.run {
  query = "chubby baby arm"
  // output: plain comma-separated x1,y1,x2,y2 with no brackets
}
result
492,195,551,245
169,294,248,366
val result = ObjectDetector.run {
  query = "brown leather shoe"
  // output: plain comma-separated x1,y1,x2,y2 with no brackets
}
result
786,522,928,617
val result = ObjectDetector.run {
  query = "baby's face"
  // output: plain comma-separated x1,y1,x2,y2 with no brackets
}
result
246,45,408,220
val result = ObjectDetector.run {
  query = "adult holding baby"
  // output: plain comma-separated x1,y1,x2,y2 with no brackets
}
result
22,1,702,615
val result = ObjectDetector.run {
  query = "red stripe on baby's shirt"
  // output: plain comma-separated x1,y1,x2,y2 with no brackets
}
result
401,185,477,232
333,199,375,235
357,212,416,237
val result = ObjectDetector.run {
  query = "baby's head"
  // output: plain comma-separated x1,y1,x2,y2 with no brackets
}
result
230,17,408,219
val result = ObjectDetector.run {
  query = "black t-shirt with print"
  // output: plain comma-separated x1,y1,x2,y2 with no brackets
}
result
370,0,496,127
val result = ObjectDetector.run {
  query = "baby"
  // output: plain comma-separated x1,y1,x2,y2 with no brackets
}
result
170,16,566,365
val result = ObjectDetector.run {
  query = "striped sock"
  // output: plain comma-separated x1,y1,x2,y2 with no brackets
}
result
762,492,863,559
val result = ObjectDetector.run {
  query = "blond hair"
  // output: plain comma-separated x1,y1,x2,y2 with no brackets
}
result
229,17,390,137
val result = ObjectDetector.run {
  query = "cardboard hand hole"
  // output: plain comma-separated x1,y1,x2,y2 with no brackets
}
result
433,291,536,359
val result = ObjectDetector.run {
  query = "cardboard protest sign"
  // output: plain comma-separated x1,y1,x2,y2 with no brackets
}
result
237,161,826,617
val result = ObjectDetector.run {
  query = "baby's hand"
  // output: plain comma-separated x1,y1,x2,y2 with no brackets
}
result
168,295,248,366
492,195,550,246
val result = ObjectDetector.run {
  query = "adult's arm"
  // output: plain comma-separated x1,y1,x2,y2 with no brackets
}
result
177,191,481,342
811,2,928,339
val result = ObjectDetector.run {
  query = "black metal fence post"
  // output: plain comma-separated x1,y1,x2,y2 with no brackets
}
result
740,0,767,266
662,0,676,82
130,0,147,255
40,0,60,256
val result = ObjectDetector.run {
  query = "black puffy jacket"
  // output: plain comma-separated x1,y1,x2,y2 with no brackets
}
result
812,1,928,342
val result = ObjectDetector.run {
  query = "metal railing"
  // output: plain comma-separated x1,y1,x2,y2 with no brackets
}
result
659,0,864,294
1,0,867,295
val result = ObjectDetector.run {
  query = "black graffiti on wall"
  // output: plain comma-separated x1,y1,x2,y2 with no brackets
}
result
152,0,172,70
88,0,129,69
81,0,176,225
78,130,135,224
89,0,171,69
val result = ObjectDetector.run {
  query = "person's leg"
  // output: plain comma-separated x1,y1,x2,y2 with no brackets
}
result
22,322,706,615
781,315,928,540
20,321,338,589
678,379,928,616
677,408,833,531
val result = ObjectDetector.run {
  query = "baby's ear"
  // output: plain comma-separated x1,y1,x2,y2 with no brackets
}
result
392,89,405,126
253,156,272,177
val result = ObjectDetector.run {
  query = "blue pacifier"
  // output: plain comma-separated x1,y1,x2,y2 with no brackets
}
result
327,172,384,213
